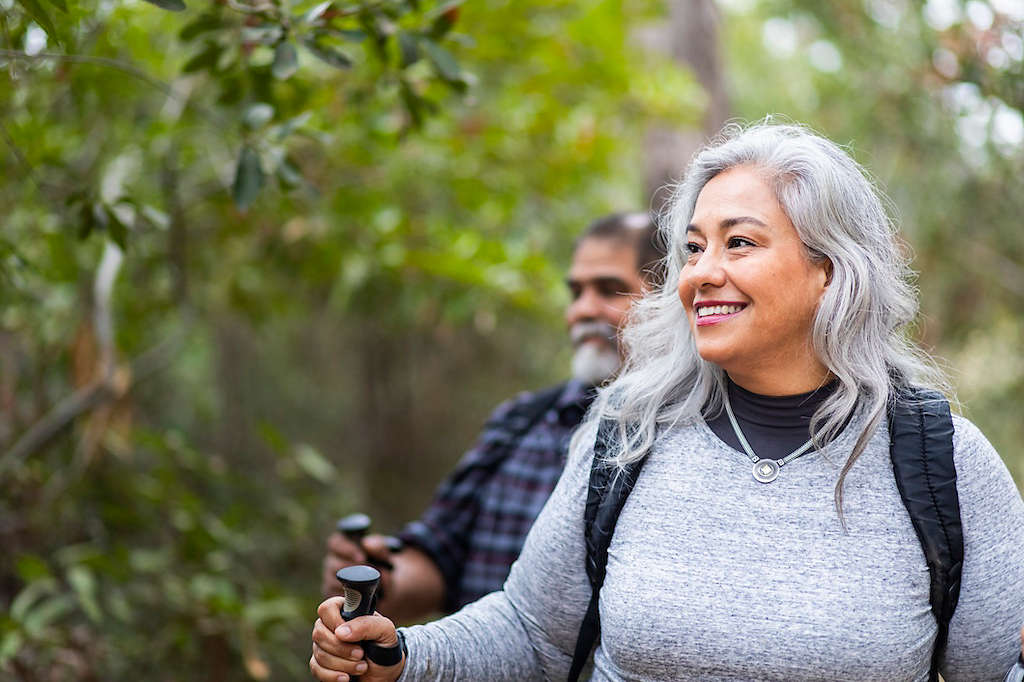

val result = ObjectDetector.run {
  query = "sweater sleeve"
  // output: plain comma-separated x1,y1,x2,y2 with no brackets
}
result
396,420,598,681
942,415,1024,681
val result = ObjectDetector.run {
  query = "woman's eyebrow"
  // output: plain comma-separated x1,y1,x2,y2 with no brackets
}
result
687,216,768,233
721,216,768,229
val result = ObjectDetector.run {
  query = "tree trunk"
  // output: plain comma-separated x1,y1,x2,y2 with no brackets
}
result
643,0,730,212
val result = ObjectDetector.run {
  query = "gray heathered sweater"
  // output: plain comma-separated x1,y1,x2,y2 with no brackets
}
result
397,413,1024,681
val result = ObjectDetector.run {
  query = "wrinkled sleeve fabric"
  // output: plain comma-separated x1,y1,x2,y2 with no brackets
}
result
397,393,533,612
396,421,598,681
942,415,1024,680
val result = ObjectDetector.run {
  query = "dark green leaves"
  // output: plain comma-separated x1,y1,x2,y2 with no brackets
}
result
233,145,264,211
420,37,461,83
303,1,333,25
179,13,223,41
398,32,420,67
272,41,299,80
302,38,352,69
182,43,221,73
275,157,304,189
141,0,186,11
243,103,275,131
105,207,129,250
15,0,61,44
428,1,461,40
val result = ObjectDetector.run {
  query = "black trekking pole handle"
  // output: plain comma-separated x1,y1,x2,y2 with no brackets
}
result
336,513,403,572
335,566,404,679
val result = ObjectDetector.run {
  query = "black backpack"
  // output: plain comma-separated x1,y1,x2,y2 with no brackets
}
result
568,387,962,682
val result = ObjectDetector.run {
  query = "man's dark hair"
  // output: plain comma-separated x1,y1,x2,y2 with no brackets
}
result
577,212,668,286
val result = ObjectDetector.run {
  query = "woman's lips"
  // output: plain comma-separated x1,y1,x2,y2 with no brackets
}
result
694,302,746,326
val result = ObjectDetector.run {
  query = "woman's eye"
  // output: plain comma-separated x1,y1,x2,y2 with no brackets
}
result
685,242,703,255
728,237,755,248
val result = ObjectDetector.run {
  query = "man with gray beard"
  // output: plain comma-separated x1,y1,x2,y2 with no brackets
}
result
321,213,665,623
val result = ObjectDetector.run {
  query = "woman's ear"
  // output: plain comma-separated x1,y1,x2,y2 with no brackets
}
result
821,257,834,287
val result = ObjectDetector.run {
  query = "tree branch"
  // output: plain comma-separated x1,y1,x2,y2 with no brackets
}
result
0,49,229,131
0,49,177,100
0,120,43,195
0,382,113,476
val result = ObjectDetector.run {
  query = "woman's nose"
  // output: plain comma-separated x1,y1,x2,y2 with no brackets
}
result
682,248,726,289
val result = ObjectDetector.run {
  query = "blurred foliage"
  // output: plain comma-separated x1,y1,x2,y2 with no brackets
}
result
1,0,1022,679
0,0,693,678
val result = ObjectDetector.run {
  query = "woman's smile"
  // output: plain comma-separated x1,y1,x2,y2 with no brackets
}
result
694,300,747,325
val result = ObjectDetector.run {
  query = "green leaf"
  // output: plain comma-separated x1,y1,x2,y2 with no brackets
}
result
399,80,426,128
334,29,366,42
15,0,60,45
243,597,301,627
140,204,170,230
241,25,284,45
179,13,222,41
183,43,221,73
10,579,57,621
302,0,332,25
420,37,460,82
293,443,335,483
141,0,186,11
129,548,172,573
44,0,67,13
271,111,312,140
232,145,264,211
15,555,52,582
91,202,109,230
256,420,288,454
243,103,275,130
398,32,419,68
77,202,95,239
428,2,461,39
23,594,75,635
276,157,304,189
67,566,102,623
302,39,352,69
0,631,24,667
272,41,299,80
105,206,128,250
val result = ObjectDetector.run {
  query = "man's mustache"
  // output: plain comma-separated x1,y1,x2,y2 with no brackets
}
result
570,321,618,347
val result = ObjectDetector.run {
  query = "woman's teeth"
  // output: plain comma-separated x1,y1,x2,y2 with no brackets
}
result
697,304,743,318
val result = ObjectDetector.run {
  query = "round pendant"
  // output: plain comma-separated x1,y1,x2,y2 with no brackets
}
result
752,459,780,484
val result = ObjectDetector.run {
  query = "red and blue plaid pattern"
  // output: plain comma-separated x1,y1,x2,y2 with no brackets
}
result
399,380,594,613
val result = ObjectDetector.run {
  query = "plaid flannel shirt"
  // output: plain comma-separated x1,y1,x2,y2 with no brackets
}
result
398,379,594,613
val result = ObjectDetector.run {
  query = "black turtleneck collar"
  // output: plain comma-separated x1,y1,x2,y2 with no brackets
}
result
705,376,839,461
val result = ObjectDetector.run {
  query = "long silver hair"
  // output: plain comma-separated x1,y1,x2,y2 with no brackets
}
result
579,120,949,520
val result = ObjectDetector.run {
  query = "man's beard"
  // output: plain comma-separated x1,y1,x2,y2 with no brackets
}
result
570,321,621,387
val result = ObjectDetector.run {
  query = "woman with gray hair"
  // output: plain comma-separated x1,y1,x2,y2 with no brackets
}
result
310,121,1024,681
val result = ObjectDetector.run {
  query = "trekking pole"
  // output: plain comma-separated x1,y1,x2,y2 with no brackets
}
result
336,565,379,682
335,566,405,679
336,513,403,571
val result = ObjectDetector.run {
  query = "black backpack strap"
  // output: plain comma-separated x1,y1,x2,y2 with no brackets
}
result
568,418,648,682
471,383,566,472
504,383,567,441
888,387,962,682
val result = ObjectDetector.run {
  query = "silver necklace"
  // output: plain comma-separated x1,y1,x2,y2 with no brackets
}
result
723,390,815,483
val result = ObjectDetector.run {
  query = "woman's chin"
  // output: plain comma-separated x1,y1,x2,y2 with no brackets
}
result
694,345,735,371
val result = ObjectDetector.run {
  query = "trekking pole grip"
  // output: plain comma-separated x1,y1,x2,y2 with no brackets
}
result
335,566,404,679
336,513,398,571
